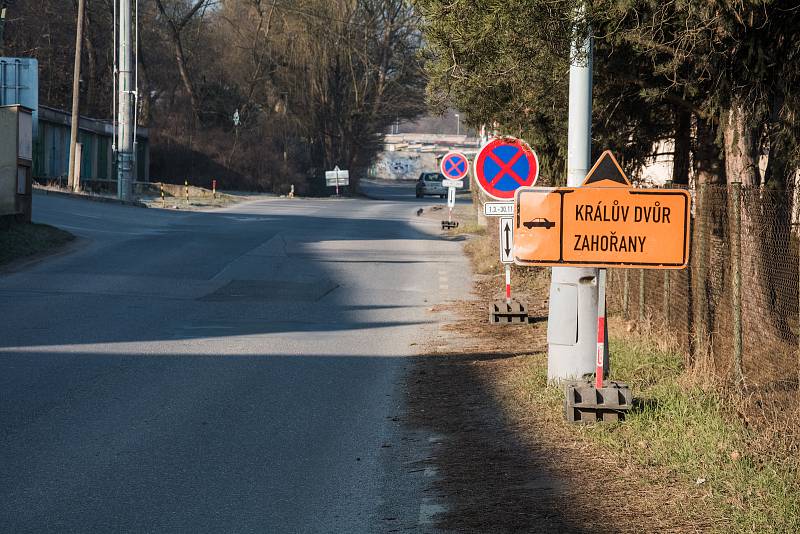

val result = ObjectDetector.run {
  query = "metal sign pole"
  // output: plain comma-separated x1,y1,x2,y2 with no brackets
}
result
448,186,454,222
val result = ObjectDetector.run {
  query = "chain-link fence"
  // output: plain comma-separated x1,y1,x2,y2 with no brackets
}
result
607,184,800,391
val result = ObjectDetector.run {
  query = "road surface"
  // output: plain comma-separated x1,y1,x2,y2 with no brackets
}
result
0,183,471,532
360,179,472,205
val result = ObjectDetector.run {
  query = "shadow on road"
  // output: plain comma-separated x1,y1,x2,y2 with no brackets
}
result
0,200,458,350
406,351,592,533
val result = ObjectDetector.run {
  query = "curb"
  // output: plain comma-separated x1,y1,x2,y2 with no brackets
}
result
34,188,148,208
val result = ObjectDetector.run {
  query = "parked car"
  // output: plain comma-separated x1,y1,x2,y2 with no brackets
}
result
415,172,447,198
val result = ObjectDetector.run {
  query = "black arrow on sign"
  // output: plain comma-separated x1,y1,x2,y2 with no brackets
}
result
503,221,511,257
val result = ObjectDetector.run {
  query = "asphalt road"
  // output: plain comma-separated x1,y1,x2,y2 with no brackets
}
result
0,182,471,532
360,179,472,205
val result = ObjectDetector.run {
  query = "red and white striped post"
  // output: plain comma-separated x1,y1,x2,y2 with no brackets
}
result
505,264,512,304
595,269,607,389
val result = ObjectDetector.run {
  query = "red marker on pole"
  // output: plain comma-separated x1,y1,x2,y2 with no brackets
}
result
595,269,607,389
505,265,511,304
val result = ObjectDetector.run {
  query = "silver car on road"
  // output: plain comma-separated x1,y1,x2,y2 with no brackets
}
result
415,172,446,198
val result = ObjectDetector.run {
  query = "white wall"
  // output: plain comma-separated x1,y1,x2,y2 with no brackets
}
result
372,151,440,180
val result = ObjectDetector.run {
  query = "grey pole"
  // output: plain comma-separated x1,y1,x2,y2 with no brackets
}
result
546,7,599,381
117,0,134,201
67,0,85,191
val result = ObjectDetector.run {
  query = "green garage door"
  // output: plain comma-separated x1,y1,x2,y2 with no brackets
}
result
97,136,109,180
79,131,93,180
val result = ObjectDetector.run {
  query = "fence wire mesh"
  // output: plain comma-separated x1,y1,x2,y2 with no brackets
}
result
607,184,799,390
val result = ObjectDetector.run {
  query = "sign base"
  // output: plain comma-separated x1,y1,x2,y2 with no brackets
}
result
489,299,527,325
563,380,632,423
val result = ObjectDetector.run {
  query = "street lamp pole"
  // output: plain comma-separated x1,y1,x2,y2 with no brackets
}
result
546,3,599,381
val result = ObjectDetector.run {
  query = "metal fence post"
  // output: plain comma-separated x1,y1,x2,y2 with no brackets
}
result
639,269,645,324
695,184,708,363
731,182,744,387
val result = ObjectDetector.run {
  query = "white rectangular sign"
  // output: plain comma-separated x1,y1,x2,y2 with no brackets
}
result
484,202,514,216
447,186,456,208
325,169,350,186
499,217,514,264
442,179,463,188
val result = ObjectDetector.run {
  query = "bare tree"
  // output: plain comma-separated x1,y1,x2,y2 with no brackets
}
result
153,0,209,122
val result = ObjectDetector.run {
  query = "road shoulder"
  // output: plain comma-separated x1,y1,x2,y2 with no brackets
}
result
405,265,718,533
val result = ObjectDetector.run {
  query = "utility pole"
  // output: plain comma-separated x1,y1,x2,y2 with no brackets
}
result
117,0,135,201
546,5,600,381
67,0,85,191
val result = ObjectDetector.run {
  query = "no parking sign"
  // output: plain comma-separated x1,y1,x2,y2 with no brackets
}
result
440,151,470,181
474,138,539,200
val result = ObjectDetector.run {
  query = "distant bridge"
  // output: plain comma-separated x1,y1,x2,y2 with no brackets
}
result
372,134,481,181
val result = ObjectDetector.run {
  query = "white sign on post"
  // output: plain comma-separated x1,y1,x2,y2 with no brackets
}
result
442,179,463,188
447,187,456,208
325,166,350,187
484,202,514,217
325,169,350,187
325,166,349,196
499,217,514,264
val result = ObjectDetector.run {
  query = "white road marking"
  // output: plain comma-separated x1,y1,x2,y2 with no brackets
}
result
417,501,447,525
439,270,449,291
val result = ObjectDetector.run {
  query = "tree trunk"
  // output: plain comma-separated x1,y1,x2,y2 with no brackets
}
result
722,98,759,187
137,46,152,125
721,96,785,381
154,0,201,124
171,33,199,123
692,115,725,368
671,106,691,185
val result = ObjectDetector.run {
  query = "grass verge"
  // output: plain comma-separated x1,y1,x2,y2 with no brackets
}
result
510,316,800,534
0,221,75,267
463,227,800,532
590,332,800,533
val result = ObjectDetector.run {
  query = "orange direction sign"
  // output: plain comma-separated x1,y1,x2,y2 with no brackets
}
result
513,151,691,269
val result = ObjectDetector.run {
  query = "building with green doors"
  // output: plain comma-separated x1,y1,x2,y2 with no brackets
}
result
33,105,149,189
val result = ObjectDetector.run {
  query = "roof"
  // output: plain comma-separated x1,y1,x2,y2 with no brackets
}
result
38,105,149,139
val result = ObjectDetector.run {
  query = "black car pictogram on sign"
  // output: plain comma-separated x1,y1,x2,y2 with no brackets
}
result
523,218,556,230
